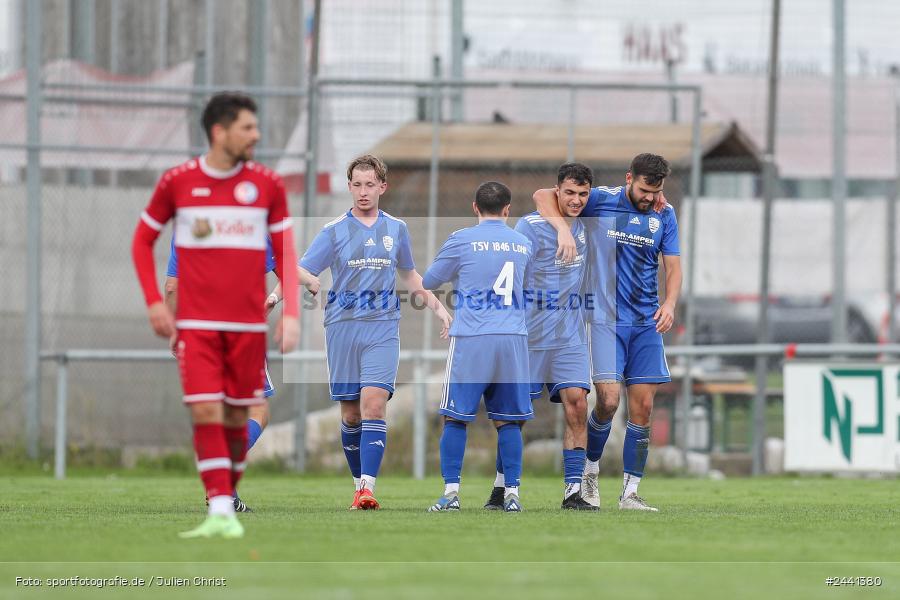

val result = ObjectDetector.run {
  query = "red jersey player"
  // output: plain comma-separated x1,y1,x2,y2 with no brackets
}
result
131,93,299,539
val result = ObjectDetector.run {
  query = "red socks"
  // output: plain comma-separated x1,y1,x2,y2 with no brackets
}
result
193,423,232,499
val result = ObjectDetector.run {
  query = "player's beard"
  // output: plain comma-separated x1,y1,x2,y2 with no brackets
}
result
225,142,254,164
236,145,255,162
626,185,652,213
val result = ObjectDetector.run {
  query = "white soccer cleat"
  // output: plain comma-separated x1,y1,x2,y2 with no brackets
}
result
581,471,600,508
618,492,658,512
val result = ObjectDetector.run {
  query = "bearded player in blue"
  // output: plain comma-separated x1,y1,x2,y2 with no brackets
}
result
298,155,452,511
534,153,681,512
423,181,533,513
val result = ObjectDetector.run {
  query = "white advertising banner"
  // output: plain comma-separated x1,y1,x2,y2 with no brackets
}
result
784,363,900,473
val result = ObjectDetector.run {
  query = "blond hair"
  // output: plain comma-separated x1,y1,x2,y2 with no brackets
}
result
346,154,387,183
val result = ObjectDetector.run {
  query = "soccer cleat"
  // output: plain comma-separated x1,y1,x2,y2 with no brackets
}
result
562,492,599,511
503,494,522,513
428,493,461,512
618,492,659,512
356,487,380,510
233,495,252,513
581,471,600,508
178,514,244,539
349,489,363,510
483,486,505,510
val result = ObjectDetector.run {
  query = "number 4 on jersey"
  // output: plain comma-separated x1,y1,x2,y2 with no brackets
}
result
492,261,515,306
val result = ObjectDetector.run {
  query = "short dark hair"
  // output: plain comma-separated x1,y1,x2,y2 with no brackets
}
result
201,92,257,143
475,181,511,216
557,162,594,187
629,153,670,186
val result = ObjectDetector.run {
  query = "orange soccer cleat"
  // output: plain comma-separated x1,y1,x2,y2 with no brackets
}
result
349,488,363,510
356,487,380,510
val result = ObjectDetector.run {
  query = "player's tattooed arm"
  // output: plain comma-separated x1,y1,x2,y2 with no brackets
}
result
533,187,578,263
398,268,453,340
655,254,682,333
652,192,668,213
164,277,178,355
164,277,178,313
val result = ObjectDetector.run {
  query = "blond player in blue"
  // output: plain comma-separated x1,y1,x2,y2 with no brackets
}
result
295,155,451,511
423,181,533,513
535,153,680,512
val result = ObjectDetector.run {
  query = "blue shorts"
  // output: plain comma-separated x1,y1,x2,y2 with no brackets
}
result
529,345,591,402
440,335,533,422
325,319,400,402
263,359,275,398
589,322,671,385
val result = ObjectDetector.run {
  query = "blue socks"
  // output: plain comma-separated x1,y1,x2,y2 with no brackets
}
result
340,421,362,479
497,423,523,488
586,411,612,462
563,448,586,485
359,419,387,480
623,420,651,477
247,419,263,451
440,420,467,484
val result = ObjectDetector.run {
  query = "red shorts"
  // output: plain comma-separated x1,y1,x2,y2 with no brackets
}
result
176,329,267,406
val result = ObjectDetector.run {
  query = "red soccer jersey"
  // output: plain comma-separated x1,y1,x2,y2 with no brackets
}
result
132,156,298,331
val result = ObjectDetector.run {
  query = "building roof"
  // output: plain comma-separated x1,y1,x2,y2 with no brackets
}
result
370,121,761,171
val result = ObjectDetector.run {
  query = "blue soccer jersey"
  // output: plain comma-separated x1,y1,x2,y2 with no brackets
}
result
514,212,588,349
581,186,680,325
167,234,276,277
423,219,532,337
300,210,415,326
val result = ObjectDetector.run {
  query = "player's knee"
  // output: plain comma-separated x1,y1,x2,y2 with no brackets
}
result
596,394,620,419
629,400,653,424
248,403,269,428
188,402,222,424
223,405,249,427
360,400,386,420
340,403,362,427
563,393,588,421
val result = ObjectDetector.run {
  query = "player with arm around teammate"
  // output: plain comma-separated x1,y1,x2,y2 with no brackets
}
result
534,153,681,512
485,163,596,511
423,181,533,513
298,154,451,510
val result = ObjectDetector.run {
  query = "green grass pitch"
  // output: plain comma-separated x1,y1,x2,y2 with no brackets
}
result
0,474,897,599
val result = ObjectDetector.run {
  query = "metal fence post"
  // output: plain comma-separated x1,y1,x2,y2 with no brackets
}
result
296,0,323,473
414,72,443,479
679,89,703,464
413,356,427,479
566,86,576,163
24,0,42,460
54,356,69,480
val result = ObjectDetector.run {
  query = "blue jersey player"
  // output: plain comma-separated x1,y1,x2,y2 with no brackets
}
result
298,155,451,510
482,163,596,511
423,181,533,513
535,154,681,512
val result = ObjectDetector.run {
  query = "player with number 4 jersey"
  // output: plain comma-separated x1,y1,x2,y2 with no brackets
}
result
423,181,533,513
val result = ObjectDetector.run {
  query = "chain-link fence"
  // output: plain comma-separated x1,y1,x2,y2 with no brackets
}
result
3,1,900,476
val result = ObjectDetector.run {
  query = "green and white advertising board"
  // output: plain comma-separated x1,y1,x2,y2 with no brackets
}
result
784,363,899,472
